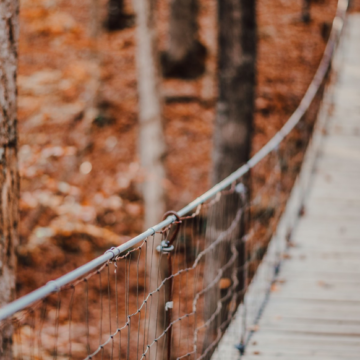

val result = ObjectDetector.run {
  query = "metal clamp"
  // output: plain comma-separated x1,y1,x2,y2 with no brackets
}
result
156,240,174,253
165,301,173,311
105,247,118,259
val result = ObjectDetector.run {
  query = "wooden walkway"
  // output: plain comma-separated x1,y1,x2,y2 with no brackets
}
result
212,13,360,360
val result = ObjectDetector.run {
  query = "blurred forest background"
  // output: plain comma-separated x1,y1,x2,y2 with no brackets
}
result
15,0,359,298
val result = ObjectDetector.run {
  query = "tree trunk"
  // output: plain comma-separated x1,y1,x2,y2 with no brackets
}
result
302,0,311,23
134,0,166,230
105,0,135,31
161,0,206,79
212,0,256,184
90,0,100,38
0,0,20,358
133,0,167,358
203,0,256,355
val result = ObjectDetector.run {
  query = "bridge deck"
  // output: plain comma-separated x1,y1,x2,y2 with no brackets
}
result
213,13,360,360
243,13,360,360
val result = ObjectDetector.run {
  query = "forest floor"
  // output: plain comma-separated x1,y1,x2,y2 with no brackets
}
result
16,0,359,297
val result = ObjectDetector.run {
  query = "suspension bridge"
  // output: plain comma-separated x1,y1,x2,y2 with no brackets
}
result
0,1,358,360
214,11,360,360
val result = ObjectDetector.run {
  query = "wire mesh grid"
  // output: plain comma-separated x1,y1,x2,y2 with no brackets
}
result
1,139,317,360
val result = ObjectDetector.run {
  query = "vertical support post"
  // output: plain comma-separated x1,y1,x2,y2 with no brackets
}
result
274,146,283,273
166,253,173,360
235,181,249,304
157,211,180,360
235,181,249,355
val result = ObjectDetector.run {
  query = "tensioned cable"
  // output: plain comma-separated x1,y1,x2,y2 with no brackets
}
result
0,0,348,321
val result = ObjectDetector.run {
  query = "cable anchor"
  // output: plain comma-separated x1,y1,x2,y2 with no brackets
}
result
156,240,174,253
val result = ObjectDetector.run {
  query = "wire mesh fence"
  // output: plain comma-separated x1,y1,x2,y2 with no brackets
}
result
0,0,348,359
1,158,280,360
0,144,322,360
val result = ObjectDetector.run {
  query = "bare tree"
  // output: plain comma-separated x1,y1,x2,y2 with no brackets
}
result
203,0,257,354
0,0,20,358
302,0,311,23
133,0,167,356
161,0,207,79
105,0,134,31
212,0,256,184
133,0,166,230
90,0,100,38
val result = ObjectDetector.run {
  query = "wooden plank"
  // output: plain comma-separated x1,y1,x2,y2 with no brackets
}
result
281,256,360,268
293,218,360,239
249,331,360,347
322,134,360,148
327,123,360,136
265,295,360,307
274,270,360,282
244,348,360,359
291,235,360,246
259,314,360,330
310,184,360,201
304,198,360,218
243,355,357,360
251,322,360,337
288,243,360,253
285,247,360,257
246,335,360,356
273,278,360,293
261,310,360,322
280,263,360,276
267,293,360,303
314,158,360,174
311,172,360,187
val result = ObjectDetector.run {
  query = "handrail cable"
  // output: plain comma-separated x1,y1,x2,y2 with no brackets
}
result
0,0,348,322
